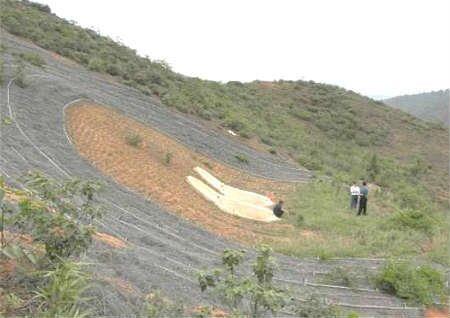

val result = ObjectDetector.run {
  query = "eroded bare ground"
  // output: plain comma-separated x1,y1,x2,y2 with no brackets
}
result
67,102,295,243
0,31,427,317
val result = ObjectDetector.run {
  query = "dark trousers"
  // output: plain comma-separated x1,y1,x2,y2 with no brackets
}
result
358,197,367,215
350,195,358,209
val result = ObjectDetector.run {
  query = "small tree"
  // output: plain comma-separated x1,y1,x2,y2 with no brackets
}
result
198,246,288,317
11,172,104,261
15,61,27,88
367,153,380,182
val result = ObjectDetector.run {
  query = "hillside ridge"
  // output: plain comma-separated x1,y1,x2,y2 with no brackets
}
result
384,89,449,126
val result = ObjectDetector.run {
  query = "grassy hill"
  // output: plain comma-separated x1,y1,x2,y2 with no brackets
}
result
384,90,449,126
0,0,449,263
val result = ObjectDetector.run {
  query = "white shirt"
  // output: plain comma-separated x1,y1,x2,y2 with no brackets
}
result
350,185,360,196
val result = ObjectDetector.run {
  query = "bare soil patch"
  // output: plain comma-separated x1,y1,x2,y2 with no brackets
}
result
66,102,296,244
94,232,127,249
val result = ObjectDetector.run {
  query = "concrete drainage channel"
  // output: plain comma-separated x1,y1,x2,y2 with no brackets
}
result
0,32,425,317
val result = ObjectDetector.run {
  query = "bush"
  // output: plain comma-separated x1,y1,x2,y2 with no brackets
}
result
198,246,288,317
375,261,446,305
125,131,142,147
389,208,435,236
164,152,173,165
19,52,45,67
14,61,27,88
294,295,340,317
142,291,184,318
234,154,249,164
11,172,103,260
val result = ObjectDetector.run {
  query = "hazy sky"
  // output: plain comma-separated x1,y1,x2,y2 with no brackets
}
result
36,0,449,98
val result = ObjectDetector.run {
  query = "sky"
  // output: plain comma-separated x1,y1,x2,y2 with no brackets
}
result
36,0,450,98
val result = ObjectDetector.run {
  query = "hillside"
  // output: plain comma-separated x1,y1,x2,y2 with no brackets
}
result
0,1,449,316
384,90,450,126
1,0,448,206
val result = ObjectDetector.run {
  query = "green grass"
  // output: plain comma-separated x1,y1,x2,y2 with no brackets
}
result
269,180,449,263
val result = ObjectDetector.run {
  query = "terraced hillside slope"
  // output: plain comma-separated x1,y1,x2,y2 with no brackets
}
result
1,30,435,318
0,0,449,205
0,1,448,316
384,89,450,126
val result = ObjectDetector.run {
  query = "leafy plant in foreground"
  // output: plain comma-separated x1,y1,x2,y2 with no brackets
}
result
35,260,90,317
11,172,103,261
198,246,288,317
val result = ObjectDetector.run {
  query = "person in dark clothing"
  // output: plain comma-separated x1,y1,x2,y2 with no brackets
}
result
357,181,369,216
273,200,285,218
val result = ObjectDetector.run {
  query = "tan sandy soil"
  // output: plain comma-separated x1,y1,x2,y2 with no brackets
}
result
66,102,297,244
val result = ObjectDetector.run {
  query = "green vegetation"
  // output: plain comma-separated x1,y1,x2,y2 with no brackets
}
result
142,291,184,318
0,172,104,317
164,152,173,165
1,0,447,209
384,89,450,126
277,179,449,264
125,131,142,148
0,0,448,266
198,246,288,317
19,51,45,67
35,261,90,317
320,266,361,288
295,295,340,317
0,0,448,264
375,261,446,305
234,153,249,164
14,60,27,88
198,246,346,317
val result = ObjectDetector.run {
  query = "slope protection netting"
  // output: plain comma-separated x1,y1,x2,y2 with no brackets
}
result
0,32,427,317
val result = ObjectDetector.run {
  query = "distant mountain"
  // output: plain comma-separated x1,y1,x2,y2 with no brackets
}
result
383,90,449,126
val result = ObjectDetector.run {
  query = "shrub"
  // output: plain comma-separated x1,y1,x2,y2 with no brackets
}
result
14,61,27,88
164,152,173,165
198,246,288,317
19,52,45,67
389,208,435,236
320,266,360,288
124,132,142,147
11,172,103,261
296,214,304,227
142,291,184,318
234,154,249,164
375,261,446,305
294,295,340,317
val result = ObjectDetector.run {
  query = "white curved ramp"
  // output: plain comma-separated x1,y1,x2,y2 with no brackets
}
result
186,176,279,222
193,167,274,207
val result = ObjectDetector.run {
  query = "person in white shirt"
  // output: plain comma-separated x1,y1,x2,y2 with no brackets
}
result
350,182,360,209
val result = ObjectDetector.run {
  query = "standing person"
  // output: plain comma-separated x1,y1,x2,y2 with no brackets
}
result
350,181,360,209
273,200,285,218
358,181,369,216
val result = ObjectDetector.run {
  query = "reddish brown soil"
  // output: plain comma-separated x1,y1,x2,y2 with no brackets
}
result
101,276,139,296
94,232,127,249
425,307,449,318
66,102,297,244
